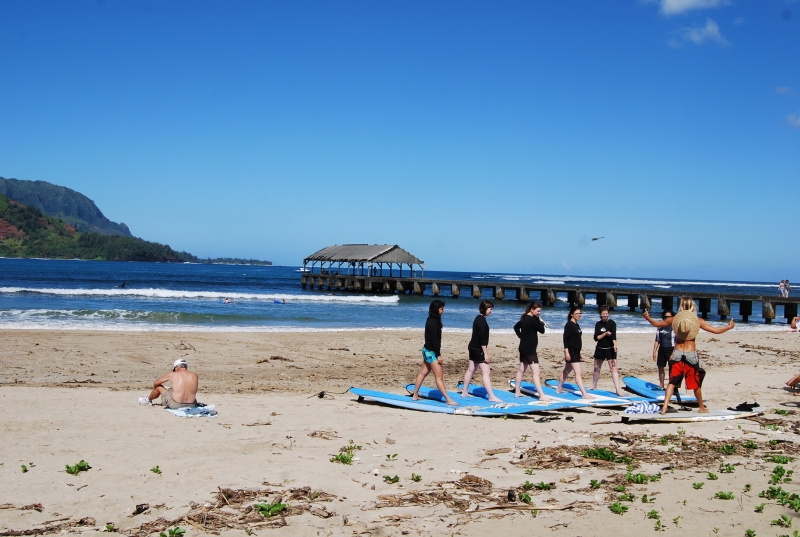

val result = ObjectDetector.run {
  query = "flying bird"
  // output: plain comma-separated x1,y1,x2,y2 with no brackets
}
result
591,237,604,241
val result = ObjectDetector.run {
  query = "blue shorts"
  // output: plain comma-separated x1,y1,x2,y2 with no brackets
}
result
422,348,438,364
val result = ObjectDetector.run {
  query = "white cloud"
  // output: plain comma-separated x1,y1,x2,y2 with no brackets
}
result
788,112,800,129
776,86,799,97
732,16,744,26
669,18,729,47
562,262,571,270
659,0,730,16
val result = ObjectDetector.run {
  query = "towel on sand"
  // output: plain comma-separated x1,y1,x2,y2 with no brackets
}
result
623,401,661,414
165,405,217,418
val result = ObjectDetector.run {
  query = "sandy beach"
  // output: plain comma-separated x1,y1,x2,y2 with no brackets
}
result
3,328,800,536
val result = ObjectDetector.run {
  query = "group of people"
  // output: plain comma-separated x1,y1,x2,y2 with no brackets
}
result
410,299,630,406
411,295,738,415
780,280,792,297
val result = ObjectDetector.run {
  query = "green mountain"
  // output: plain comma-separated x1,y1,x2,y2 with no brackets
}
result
0,194,196,262
0,177,133,237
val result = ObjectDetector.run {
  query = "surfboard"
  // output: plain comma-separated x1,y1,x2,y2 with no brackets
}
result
455,382,591,411
621,406,764,422
543,379,651,402
622,376,699,403
509,379,633,407
349,388,510,416
405,385,567,414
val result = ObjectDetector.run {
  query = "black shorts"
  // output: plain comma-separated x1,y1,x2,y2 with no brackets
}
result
520,352,539,365
657,347,674,368
594,347,617,361
566,349,581,362
468,346,485,363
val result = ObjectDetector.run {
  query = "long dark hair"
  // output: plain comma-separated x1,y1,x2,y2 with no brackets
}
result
428,299,445,321
520,301,543,321
567,306,582,322
479,300,494,315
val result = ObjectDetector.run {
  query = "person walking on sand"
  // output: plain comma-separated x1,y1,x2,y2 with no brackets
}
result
411,300,458,406
644,297,734,414
591,306,624,396
556,306,594,399
513,301,550,400
461,300,502,402
652,310,676,390
138,359,199,409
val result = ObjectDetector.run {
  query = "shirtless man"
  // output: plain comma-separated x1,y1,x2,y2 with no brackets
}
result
138,359,199,409
644,297,734,414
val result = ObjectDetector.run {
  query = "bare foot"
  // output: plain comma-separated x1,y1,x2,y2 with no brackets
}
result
660,409,668,415
445,399,459,406
514,392,523,397
615,391,626,397
555,389,566,394
460,392,471,398
488,397,502,403
581,393,597,399
411,396,421,401
538,396,553,402
698,408,709,413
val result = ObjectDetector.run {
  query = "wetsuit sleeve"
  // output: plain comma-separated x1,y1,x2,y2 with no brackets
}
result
478,316,489,346
593,321,603,342
514,320,522,338
611,320,617,342
535,317,545,334
563,323,570,348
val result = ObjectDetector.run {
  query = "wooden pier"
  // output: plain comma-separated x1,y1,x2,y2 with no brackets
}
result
300,274,800,324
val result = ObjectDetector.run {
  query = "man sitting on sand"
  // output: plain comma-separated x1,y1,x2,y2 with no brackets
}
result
644,297,734,414
138,359,199,409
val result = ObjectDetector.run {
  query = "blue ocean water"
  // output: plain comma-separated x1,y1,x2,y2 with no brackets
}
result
0,259,787,333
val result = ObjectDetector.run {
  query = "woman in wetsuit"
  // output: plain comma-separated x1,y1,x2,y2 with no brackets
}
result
513,301,550,400
591,306,624,396
556,306,593,399
652,310,675,390
411,299,458,405
644,297,735,414
460,300,502,402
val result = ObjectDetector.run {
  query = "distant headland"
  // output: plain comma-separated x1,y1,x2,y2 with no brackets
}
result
0,177,271,265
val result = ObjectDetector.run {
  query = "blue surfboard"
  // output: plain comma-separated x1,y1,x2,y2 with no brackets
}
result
543,379,651,402
509,379,633,407
455,382,591,411
622,376,699,403
349,388,509,416
403,385,572,414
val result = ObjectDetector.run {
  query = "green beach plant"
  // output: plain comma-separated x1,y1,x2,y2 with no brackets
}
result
411,473,422,482
254,502,287,518
382,475,399,484
590,479,601,489
21,464,27,473
718,444,736,455
743,440,758,450
720,463,735,473
608,502,628,515
65,460,91,475
693,482,704,489
772,514,792,528
754,502,765,513
150,466,162,475
707,472,718,480
646,509,660,520
619,493,635,502
766,455,796,464
534,482,552,491
613,484,626,492
158,529,185,537
714,491,735,500
519,492,532,504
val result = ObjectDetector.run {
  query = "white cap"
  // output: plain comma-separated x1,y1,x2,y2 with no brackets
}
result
173,359,188,371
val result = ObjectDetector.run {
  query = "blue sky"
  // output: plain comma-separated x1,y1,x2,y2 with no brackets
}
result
0,0,797,281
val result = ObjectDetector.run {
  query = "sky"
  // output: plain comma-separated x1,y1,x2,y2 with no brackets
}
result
0,0,797,282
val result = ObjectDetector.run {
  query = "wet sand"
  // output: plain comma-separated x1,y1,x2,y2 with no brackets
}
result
2,328,800,536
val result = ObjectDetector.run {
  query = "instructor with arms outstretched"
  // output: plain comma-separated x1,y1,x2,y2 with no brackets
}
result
643,297,734,414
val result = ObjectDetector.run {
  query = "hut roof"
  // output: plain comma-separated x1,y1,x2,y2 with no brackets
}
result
303,244,424,265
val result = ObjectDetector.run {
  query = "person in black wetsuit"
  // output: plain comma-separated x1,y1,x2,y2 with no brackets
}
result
591,306,624,396
460,300,502,402
513,301,550,400
556,306,594,398
411,300,458,405
652,310,675,390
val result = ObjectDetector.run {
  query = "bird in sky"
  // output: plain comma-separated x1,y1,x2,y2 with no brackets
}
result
591,237,604,241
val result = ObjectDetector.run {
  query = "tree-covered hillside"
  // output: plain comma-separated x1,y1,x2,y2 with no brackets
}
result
0,195,196,262
0,177,133,237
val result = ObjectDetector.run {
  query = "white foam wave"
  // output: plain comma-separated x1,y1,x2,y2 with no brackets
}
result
0,287,399,304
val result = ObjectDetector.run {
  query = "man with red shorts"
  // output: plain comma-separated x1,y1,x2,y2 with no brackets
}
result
644,297,735,414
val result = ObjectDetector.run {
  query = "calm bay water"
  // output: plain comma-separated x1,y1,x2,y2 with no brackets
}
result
0,259,787,333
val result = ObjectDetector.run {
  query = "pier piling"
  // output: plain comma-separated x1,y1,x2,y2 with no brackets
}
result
699,298,711,319
718,297,730,319
451,284,460,298
471,285,481,299
518,287,529,301
763,300,775,324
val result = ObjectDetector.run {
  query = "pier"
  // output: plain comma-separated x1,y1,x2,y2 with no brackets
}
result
300,244,799,324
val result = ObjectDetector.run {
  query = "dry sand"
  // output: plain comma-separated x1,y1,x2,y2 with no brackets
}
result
2,328,800,536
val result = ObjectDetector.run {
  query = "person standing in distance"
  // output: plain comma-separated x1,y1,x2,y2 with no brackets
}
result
556,306,594,399
652,310,675,390
513,301,550,400
412,300,458,405
591,306,624,396
461,300,502,402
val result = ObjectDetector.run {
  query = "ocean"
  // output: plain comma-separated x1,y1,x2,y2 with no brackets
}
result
0,258,788,333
